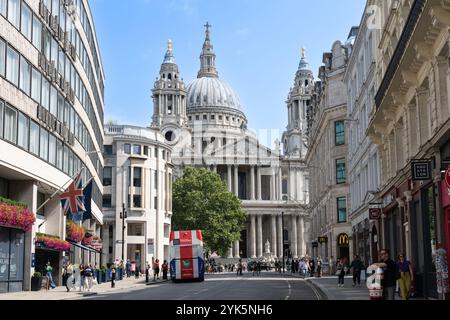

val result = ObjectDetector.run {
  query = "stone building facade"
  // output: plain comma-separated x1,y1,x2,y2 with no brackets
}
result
305,36,353,262
102,125,173,272
368,0,450,299
344,5,381,267
151,25,310,260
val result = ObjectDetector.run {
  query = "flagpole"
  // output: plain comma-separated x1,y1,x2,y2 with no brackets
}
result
36,166,86,213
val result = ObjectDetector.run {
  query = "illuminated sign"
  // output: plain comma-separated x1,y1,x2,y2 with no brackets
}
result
338,233,349,245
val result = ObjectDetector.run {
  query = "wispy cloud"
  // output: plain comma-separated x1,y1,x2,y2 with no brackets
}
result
167,0,197,16
235,27,250,37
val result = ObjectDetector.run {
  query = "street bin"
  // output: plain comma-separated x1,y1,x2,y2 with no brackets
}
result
106,268,111,282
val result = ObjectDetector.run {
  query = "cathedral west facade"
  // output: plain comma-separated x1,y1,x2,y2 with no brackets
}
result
151,24,312,259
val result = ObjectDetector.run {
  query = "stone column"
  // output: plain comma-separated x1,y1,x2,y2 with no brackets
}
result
228,245,233,259
234,240,240,258
291,215,298,258
278,167,283,200
234,165,239,197
250,215,256,258
257,167,262,200
213,165,217,173
298,216,304,257
227,165,232,193
277,215,283,258
270,169,276,200
271,215,277,257
257,215,263,258
250,166,256,200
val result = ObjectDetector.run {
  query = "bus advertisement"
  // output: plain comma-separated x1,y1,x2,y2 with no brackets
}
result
170,230,205,282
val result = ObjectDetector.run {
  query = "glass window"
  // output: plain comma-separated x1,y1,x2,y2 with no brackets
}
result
4,104,17,143
58,48,64,76
103,167,112,186
7,0,20,29
124,143,131,154
39,128,49,161
51,0,59,17
50,38,58,65
64,101,69,125
337,197,347,223
133,195,141,208
57,93,64,122
19,56,31,95
31,68,41,103
0,0,6,16
17,112,29,150
68,150,73,176
336,159,346,184
6,46,19,86
49,86,57,116
69,107,74,133
133,167,142,187
335,121,345,146
41,78,50,110
48,134,56,165
63,145,69,174
29,120,39,155
0,38,5,77
56,139,63,170
102,194,112,208
133,144,141,155
104,145,113,155
21,3,32,41
0,101,3,139
32,16,42,50
43,30,51,60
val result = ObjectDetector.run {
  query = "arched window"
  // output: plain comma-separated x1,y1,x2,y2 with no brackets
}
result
168,73,172,80
162,74,165,79
305,80,309,87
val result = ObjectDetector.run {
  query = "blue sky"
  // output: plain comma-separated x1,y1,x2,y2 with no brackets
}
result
90,0,366,142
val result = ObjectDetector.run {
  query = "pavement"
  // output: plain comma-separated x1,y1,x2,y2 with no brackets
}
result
0,276,169,300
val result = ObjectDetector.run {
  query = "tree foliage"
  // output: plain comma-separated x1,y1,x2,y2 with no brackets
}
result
172,167,247,256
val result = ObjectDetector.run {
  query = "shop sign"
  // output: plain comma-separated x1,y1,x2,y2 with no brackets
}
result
445,167,450,189
369,204,382,220
318,236,328,244
411,160,432,181
338,233,349,245
382,189,397,208
90,240,103,250
441,180,450,208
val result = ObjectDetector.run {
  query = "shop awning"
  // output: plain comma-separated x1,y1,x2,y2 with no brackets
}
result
69,241,101,254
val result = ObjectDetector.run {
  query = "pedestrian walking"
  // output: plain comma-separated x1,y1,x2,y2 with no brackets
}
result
350,255,363,287
65,262,74,292
84,264,94,291
145,262,150,283
111,266,116,288
316,257,322,278
130,260,136,278
46,261,56,289
309,258,315,277
375,249,399,300
126,259,131,278
79,264,85,291
397,253,414,300
237,259,243,276
336,258,346,287
162,260,169,280
329,256,335,276
153,259,160,281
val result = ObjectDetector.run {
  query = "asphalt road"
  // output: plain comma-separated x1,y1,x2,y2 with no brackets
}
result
81,272,324,300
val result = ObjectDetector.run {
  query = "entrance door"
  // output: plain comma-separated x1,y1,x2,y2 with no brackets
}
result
35,249,60,286
0,227,25,293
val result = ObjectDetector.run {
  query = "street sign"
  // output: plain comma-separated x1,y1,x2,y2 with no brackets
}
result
318,236,328,244
411,160,432,181
369,203,382,220
445,167,450,189
116,240,124,244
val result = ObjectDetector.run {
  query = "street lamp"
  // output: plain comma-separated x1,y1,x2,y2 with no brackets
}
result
282,211,285,274
120,203,127,261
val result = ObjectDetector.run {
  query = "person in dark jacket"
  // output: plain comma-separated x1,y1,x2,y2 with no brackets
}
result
162,260,169,280
375,249,398,300
111,266,116,288
350,255,363,286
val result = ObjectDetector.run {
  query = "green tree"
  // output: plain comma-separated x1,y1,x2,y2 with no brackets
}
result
172,167,247,256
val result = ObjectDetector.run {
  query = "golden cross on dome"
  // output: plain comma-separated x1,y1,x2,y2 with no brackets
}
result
168,39,172,51
302,47,306,58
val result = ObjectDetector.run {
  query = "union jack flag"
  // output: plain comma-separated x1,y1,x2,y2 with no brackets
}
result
60,172,86,216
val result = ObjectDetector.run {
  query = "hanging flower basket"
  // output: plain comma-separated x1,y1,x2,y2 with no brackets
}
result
0,200,36,232
82,235,93,246
36,233,71,251
66,220,85,243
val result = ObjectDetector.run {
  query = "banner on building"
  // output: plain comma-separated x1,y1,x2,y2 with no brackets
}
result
411,160,432,181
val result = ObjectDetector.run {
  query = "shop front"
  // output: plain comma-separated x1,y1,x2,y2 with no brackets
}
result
0,226,25,293
337,233,349,263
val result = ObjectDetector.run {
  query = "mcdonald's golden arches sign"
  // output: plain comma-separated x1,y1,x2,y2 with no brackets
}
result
338,233,349,245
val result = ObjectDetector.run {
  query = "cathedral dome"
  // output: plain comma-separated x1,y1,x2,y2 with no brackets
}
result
186,77,243,113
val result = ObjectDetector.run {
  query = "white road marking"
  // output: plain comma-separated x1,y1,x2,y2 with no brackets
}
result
285,281,292,300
